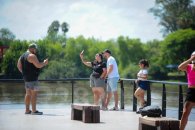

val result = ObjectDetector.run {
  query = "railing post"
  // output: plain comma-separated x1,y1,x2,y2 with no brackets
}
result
179,85,183,120
120,80,124,109
162,84,166,117
147,81,151,106
71,80,74,103
133,81,137,112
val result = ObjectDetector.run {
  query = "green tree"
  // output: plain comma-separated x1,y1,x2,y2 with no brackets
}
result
39,60,77,79
144,40,168,79
1,40,28,78
160,29,195,65
47,20,60,42
118,36,145,68
61,22,69,34
46,21,69,45
0,28,15,45
150,0,195,35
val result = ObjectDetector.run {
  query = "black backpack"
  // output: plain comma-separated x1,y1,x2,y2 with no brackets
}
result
140,105,162,117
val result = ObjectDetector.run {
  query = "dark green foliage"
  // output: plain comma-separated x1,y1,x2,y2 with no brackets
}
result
161,29,195,65
150,0,195,35
1,40,28,78
0,28,15,46
1,28,194,81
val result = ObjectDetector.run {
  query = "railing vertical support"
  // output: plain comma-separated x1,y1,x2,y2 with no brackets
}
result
133,81,137,112
120,80,124,109
162,84,166,117
147,82,151,106
179,85,183,120
71,80,74,103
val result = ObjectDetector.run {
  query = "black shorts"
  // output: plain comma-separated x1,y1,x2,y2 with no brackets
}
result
185,88,195,103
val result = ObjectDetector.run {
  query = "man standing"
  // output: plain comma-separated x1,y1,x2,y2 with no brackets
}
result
17,43,48,115
103,49,120,110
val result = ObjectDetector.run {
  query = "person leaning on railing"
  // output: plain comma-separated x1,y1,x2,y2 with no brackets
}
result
134,59,149,114
178,51,195,130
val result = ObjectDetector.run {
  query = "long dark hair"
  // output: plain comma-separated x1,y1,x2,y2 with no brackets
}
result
94,53,103,63
139,59,149,67
98,53,103,61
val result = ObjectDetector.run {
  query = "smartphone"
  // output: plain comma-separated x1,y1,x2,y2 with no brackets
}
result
81,50,84,55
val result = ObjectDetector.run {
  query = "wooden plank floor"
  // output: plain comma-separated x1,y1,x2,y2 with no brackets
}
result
0,108,195,130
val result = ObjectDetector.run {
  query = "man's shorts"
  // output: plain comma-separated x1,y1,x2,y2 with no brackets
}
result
90,74,106,88
25,81,39,90
107,77,119,92
185,88,195,103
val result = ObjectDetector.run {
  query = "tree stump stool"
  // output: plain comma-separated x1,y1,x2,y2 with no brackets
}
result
71,103,100,123
139,116,179,130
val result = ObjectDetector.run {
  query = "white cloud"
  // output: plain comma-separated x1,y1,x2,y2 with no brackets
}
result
0,0,163,42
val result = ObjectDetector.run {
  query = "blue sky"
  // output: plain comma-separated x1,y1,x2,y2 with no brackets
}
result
0,0,192,42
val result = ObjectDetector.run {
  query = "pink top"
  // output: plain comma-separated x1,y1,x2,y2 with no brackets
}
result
187,64,195,87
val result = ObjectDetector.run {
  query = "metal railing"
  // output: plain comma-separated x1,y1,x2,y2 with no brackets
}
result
119,78,188,120
0,78,188,120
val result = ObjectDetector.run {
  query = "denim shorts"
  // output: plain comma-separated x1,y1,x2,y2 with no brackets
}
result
25,81,39,90
107,77,119,92
138,80,149,91
90,74,106,88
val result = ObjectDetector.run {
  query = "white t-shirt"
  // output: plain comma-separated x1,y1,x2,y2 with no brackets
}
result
137,69,148,80
107,56,119,78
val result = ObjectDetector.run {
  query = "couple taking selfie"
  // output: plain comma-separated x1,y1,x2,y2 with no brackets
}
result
80,49,119,111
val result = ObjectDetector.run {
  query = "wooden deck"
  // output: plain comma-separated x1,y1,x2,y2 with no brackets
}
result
0,107,195,130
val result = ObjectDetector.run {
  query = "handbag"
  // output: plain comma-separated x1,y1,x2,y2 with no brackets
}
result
92,72,100,78
140,105,162,117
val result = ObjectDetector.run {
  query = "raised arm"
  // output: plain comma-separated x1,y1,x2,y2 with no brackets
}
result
178,55,195,71
80,51,92,67
28,54,48,68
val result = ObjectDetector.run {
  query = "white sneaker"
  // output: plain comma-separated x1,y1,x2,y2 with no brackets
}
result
101,106,108,111
109,107,119,111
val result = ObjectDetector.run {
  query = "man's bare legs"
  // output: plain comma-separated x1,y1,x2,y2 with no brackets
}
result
113,91,118,108
25,89,31,113
104,91,118,110
31,90,38,112
105,92,112,109
25,89,38,113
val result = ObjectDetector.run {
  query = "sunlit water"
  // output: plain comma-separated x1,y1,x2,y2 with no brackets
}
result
0,81,194,120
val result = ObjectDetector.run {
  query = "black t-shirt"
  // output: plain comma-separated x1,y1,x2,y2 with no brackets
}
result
91,61,106,75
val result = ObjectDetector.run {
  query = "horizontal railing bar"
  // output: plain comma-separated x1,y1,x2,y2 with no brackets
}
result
0,78,188,86
0,78,89,82
120,78,187,85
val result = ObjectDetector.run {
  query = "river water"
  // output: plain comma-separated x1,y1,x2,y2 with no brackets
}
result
0,81,194,120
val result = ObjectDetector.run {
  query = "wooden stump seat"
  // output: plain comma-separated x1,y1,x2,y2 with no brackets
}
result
139,116,179,130
71,103,100,123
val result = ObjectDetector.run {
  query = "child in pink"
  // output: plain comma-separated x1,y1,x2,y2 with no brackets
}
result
178,51,195,130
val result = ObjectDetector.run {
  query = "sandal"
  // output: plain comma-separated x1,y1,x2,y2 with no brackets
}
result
25,110,31,114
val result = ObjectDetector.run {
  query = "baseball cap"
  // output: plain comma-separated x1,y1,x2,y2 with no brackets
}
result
103,49,111,54
28,43,38,49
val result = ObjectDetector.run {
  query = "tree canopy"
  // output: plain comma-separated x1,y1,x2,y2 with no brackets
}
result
150,0,195,36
